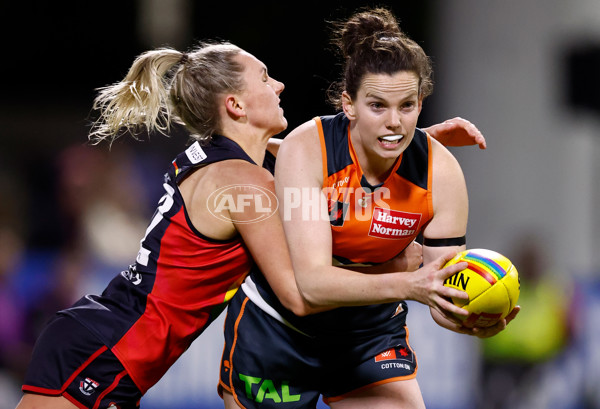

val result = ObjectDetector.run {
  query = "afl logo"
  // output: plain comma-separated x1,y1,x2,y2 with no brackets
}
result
207,184,278,224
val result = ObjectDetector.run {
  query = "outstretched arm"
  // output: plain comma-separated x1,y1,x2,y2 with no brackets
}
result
423,117,487,149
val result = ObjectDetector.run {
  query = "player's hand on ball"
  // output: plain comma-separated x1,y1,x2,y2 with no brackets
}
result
423,117,487,149
430,307,520,337
430,307,474,334
442,249,520,328
415,251,470,322
468,305,521,338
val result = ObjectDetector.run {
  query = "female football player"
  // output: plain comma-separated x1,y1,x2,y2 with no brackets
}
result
219,7,519,409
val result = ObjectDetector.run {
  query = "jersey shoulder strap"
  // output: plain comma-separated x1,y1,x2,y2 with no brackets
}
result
317,112,353,178
396,128,430,190
169,136,257,182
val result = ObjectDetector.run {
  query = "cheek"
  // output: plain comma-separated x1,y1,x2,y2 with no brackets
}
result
258,94,277,110
401,111,420,128
355,111,380,129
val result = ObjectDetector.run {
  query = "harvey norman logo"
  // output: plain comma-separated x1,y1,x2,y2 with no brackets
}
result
369,208,421,239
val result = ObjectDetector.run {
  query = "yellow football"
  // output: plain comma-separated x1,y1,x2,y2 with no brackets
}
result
443,248,520,327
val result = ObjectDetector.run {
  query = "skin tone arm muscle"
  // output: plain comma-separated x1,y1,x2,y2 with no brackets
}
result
422,117,487,149
179,159,321,316
181,122,484,317
422,139,520,337
275,120,469,311
180,145,420,317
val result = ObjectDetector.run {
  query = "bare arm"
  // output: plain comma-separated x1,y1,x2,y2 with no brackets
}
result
423,117,487,149
267,137,283,157
422,138,518,337
271,135,422,274
421,138,470,328
275,121,469,310
182,159,323,317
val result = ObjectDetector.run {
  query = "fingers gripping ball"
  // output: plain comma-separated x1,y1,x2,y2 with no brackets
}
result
444,249,520,327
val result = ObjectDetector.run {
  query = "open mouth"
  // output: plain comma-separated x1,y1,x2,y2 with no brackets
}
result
378,135,404,145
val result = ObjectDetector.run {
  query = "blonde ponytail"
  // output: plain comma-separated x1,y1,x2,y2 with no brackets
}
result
89,42,244,145
89,48,182,144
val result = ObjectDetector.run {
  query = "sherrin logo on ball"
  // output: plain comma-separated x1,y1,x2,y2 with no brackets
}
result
443,248,520,328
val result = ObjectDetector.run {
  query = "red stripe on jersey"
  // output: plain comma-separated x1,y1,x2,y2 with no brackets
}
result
112,207,252,393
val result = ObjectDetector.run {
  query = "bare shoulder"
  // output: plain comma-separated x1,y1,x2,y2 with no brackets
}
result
181,159,275,240
278,120,321,165
430,136,461,167
276,119,323,185
430,136,465,183
280,120,320,154
427,135,468,238
182,159,273,206
209,159,274,188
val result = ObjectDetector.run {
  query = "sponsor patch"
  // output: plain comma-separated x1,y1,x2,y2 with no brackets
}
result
375,348,397,362
185,141,208,164
369,208,421,239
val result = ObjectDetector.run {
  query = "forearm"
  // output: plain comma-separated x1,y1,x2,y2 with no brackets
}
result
294,263,418,308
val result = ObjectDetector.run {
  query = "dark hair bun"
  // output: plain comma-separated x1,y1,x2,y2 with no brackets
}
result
336,8,401,58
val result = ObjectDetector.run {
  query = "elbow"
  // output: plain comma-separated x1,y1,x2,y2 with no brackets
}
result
278,266,331,316
279,292,319,317
277,283,327,316
287,302,312,317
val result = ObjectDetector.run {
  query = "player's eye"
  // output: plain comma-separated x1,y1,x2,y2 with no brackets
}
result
401,101,416,111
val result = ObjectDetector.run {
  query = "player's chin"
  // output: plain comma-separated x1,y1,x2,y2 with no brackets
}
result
270,121,288,136
277,117,288,133
377,143,409,160
376,147,403,161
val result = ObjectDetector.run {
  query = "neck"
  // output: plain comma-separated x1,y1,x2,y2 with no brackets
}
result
220,123,269,165
231,135,267,165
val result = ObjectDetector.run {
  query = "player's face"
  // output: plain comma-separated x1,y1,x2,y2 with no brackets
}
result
343,71,422,162
236,51,287,137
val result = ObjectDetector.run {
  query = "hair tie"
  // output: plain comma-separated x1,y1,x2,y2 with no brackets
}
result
180,53,189,65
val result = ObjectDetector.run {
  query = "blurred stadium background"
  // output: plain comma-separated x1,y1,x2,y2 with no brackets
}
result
1,1,599,408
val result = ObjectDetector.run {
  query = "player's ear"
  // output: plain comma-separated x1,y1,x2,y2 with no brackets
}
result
225,94,245,119
342,91,356,120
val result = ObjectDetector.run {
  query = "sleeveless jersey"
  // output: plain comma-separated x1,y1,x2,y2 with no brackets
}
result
60,136,259,393
250,112,434,337
318,113,433,265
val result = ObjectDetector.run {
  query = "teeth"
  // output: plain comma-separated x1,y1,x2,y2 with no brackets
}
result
381,135,404,142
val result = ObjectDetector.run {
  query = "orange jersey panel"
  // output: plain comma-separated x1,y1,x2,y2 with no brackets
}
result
316,113,433,265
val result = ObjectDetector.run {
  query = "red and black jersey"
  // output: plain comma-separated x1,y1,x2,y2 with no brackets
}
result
60,135,259,393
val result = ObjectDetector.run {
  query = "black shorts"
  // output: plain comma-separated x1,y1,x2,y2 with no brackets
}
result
22,314,141,409
219,287,417,409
